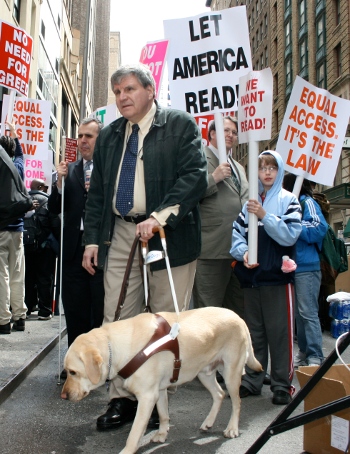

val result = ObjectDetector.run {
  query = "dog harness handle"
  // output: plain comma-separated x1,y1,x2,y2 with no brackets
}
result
118,314,181,383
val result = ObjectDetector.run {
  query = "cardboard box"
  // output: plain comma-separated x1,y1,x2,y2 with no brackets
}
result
296,365,350,454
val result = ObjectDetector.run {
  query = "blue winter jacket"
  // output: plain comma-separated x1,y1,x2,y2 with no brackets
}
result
296,195,328,273
230,151,302,288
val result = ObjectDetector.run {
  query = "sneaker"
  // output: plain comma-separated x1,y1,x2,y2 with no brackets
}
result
307,363,321,367
0,322,11,334
294,350,307,367
272,390,291,405
12,318,25,331
38,314,52,320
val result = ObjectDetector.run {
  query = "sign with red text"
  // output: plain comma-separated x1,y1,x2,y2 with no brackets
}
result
90,103,117,126
140,40,169,99
24,149,53,192
164,6,252,116
237,68,272,143
0,21,33,96
194,111,236,147
276,76,350,186
1,95,51,160
65,138,77,163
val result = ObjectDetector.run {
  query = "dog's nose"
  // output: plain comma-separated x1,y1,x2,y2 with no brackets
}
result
61,392,68,400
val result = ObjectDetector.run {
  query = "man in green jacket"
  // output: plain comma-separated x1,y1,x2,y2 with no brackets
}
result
82,64,207,431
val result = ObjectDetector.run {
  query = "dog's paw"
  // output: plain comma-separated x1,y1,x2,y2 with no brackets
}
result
151,431,168,443
223,427,239,438
200,422,212,432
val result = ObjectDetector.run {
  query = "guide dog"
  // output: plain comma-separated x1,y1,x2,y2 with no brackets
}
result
61,307,262,454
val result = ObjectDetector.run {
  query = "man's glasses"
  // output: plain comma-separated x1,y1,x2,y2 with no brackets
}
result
224,128,238,136
259,166,278,173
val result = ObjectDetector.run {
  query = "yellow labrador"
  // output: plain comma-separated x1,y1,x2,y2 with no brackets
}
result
61,307,262,454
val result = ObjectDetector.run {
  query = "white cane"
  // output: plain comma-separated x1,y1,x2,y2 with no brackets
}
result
57,136,66,385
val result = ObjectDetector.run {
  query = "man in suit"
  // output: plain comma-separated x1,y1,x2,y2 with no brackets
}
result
48,118,104,356
82,64,207,431
193,116,248,319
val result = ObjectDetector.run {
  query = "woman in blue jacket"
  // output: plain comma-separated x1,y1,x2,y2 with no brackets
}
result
283,174,328,367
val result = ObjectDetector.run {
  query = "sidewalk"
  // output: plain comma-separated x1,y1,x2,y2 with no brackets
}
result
0,312,66,405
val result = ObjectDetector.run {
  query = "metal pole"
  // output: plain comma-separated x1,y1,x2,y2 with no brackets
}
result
79,0,92,122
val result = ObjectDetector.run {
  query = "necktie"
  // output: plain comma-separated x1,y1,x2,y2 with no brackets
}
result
84,160,92,181
116,124,140,216
228,156,241,193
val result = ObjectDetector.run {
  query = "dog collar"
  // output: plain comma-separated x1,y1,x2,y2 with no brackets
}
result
105,341,112,392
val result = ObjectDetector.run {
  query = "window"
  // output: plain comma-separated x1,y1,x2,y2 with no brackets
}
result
335,0,340,26
13,0,21,22
274,37,278,61
260,53,264,69
285,0,291,8
285,20,291,48
265,14,268,34
285,57,292,88
316,15,326,50
265,46,268,67
299,38,308,70
299,0,307,28
274,73,279,97
335,43,341,78
316,61,327,88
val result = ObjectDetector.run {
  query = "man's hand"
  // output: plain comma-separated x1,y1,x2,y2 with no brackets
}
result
56,161,68,188
212,162,231,183
136,217,161,242
82,246,98,275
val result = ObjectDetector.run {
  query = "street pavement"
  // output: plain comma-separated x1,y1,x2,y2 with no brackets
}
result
0,313,349,454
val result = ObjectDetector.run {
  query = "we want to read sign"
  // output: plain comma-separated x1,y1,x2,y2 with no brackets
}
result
164,6,252,116
277,76,350,186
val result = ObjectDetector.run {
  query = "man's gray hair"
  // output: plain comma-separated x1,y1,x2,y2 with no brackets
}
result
80,117,103,133
110,64,155,97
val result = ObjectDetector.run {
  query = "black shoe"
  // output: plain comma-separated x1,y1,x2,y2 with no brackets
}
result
96,398,138,431
60,369,67,380
0,322,11,335
272,390,291,405
239,385,254,398
263,373,271,385
148,406,160,429
12,318,25,331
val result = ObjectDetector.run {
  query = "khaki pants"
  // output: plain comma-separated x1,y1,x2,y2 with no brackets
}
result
0,231,27,324
104,217,196,399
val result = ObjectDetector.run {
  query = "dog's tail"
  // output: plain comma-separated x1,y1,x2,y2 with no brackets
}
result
244,324,263,373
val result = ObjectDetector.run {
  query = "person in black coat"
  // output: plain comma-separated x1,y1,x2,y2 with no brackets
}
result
48,118,104,354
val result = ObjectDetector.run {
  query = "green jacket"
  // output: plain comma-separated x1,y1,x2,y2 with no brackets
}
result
84,102,208,271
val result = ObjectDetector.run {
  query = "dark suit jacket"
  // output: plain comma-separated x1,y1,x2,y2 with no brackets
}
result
48,159,87,261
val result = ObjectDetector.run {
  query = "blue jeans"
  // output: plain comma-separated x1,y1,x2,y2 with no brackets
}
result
294,271,323,364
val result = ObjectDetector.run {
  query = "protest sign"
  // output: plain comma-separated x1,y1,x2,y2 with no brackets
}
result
65,138,77,163
238,68,273,143
90,104,116,126
1,95,51,160
195,111,236,146
164,6,252,116
140,40,169,99
0,21,33,96
24,149,53,193
276,76,350,186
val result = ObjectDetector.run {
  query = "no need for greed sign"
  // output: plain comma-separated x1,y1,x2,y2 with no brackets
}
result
0,21,33,96
164,6,252,116
277,76,350,186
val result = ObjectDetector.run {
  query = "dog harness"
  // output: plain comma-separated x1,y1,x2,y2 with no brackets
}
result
117,314,182,383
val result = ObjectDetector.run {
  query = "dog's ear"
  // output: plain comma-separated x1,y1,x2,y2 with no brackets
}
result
80,350,103,385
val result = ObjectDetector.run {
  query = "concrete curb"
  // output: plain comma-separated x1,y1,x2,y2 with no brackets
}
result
0,327,67,405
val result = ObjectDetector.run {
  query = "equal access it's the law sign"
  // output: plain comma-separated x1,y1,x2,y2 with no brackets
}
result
276,76,350,186
139,40,169,100
0,20,33,97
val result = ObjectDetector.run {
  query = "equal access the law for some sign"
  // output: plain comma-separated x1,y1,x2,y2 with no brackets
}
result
164,6,252,116
276,76,350,186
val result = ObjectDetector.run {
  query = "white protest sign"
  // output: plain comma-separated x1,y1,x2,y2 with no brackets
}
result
276,76,350,186
140,40,169,99
1,95,51,160
164,6,252,116
90,104,117,126
24,148,53,192
238,68,273,143
0,20,33,96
